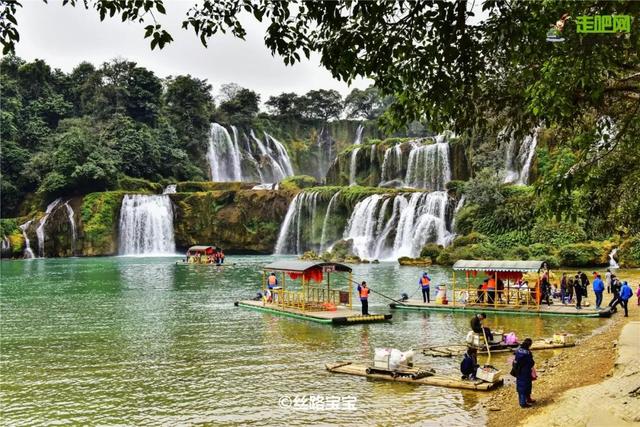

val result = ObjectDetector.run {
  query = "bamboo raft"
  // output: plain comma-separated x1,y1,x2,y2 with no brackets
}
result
325,361,503,391
422,340,576,357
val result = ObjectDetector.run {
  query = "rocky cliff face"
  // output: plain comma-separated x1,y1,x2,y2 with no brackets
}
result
1,188,295,258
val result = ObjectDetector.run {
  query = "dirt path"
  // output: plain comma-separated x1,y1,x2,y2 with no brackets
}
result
486,287,640,427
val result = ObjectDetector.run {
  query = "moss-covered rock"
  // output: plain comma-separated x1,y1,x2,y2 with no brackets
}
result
175,181,257,192
420,243,443,262
0,218,25,258
172,189,293,254
398,257,433,266
79,192,127,256
117,177,163,194
279,175,319,191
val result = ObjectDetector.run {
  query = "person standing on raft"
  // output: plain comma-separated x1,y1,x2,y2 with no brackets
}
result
418,272,431,303
470,313,494,342
357,281,370,315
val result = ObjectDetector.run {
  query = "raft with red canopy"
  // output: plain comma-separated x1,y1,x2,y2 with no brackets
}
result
235,260,392,325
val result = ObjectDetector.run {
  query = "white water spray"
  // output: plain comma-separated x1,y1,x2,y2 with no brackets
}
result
36,198,61,257
118,195,175,255
63,201,76,255
19,220,35,259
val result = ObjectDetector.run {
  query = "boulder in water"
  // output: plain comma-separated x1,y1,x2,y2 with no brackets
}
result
398,256,433,266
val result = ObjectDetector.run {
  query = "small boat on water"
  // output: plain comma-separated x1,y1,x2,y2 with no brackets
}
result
175,245,231,266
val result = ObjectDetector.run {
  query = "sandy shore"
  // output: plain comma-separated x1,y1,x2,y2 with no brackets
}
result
486,279,640,427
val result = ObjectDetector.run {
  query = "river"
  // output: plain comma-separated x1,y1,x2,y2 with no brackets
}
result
0,256,608,426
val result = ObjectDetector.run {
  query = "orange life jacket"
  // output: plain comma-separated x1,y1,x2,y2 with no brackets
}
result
268,275,277,286
421,277,430,287
359,287,370,298
487,278,496,289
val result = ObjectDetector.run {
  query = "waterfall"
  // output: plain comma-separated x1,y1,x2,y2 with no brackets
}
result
36,198,61,257
380,144,404,183
391,192,450,258
163,184,177,194
274,192,320,254
609,248,619,269
503,128,539,185
404,139,451,190
19,220,35,259
118,195,175,255
265,133,295,177
451,195,466,233
319,192,341,253
349,148,360,186
343,194,385,259
63,201,76,255
250,130,287,182
348,124,365,186
207,123,243,182
343,191,452,260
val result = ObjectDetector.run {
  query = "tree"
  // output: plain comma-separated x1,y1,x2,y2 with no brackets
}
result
299,89,343,121
33,118,119,197
216,87,260,127
164,74,214,156
344,86,388,119
265,92,301,118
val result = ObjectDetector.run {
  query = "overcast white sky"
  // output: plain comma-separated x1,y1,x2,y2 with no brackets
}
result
14,0,372,102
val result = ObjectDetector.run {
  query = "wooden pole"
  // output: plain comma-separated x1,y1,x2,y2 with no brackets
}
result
282,272,285,308
452,271,456,306
349,272,353,309
494,272,498,309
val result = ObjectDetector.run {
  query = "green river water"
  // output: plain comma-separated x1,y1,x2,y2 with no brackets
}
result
0,256,607,426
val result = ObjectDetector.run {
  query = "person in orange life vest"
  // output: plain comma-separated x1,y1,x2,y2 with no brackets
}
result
357,281,370,315
418,272,431,303
267,273,278,289
487,276,496,304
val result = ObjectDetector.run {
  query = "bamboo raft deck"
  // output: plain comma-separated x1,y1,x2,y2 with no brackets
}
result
175,261,236,267
325,362,503,391
390,299,612,318
235,300,392,325
422,340,576,357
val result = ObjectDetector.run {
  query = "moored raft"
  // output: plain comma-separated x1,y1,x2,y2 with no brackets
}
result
422,339,576,357
325,361,503,391
390,259,613,318
236,261,392,325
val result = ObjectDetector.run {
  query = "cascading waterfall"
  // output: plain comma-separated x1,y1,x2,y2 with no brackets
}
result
274,192,320,254
343,191,452,260
404,138,451,190
609,248,619,269
19,220,35,259
163,184,177,194
206,123,294,184
450,195,466,233
319,192,341,253
380,144,404,183
348,124,364,186
207,123,243,182
63,201,76,255
118,195,175,255
36,198,61,257
503,128,539,185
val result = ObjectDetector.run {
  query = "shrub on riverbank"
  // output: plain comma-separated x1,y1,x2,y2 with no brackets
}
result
618,236,640,268
80,192,127,255
557,242,609,267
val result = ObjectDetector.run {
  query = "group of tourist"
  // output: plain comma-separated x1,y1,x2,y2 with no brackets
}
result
461,313,537,408
186,248,225,265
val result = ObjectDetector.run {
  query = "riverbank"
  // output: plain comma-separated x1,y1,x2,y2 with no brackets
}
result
486,286,640,427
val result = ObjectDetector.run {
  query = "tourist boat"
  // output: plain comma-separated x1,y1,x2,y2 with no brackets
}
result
235,260,392,325
175,245,231,266
325,361,503,391
390,259,613,318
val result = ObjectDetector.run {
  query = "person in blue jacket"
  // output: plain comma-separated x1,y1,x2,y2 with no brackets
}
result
619,281,633,317
418,272,431,303
514,338,535,408
460,347,479,380
593,273,605,309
